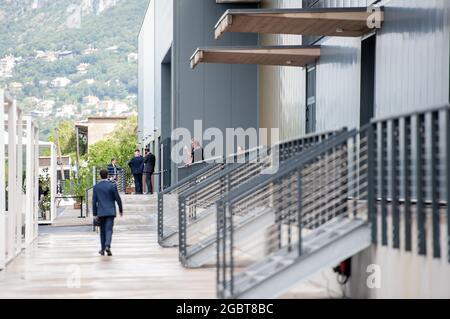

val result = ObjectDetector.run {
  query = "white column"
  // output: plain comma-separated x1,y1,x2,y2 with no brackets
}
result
25,116,33,245
16,108,23,254
7,99,17,262
50,144,57,223
0,90,6,270
34,127,39,238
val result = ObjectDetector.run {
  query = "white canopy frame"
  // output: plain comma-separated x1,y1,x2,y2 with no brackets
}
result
38,141,57,225
0,90,40,270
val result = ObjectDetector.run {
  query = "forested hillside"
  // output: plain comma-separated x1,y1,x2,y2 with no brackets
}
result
0,0,149,138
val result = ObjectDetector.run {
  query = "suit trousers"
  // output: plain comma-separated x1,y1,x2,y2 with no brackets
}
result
99,216,115,250
133,173,143,194
145,172,153,194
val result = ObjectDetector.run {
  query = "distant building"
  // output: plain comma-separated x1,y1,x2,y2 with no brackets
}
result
0,55,16,78
75,116,128,151
82,95,100,106
81,78,95,85
112,102,130,115
82,47,99,55
76,63,90,75
58,104,77,118
127,52,138,62
57,50,74,59
50,77,71,88
35,51,57,62
9,82,23,90
38,100,55,112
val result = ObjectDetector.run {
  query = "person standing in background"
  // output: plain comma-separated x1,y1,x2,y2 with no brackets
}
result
93,169,123,256
107,158,122,182
192,139,204,163
128,149,144,194
143,149,156,195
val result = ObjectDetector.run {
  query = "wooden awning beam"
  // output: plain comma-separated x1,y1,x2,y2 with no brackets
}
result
215,7,384,39
190,46,321,69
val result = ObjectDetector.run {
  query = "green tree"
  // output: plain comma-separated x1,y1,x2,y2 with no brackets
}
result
48,120,81,157
86,115,138,180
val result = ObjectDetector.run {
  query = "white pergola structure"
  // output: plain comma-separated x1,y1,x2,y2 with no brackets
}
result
0,90,40,270
38,141,57,225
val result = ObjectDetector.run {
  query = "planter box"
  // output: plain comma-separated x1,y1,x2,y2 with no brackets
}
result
73,203,82,210
126,186,135,194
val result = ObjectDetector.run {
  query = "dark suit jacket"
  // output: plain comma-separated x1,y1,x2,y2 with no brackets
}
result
144,153,156,173
128,155,144,174
92,180,123,217
107,163,122,176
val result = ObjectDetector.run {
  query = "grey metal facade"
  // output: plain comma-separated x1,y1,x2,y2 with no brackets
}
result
139,0,259,186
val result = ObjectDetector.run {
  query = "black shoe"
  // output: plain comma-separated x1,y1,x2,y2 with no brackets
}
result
99,250,105,256
105,246,112,256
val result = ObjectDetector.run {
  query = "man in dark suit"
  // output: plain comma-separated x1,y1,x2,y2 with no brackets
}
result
93,169,123,256
107,158,122,181
143,149,156,194
128,149,144,194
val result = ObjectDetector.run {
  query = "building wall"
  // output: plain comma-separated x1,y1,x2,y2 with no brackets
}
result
172,0,259,181
87,118,125,146
260,0,306,142
138,0,156,143
259,0,450,298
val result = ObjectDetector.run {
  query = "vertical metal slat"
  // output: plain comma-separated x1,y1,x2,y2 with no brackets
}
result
368,123,377,244
381,122,388,246
404,117,412,252
431,111,441,258
416,114,426,256
391,119,400,249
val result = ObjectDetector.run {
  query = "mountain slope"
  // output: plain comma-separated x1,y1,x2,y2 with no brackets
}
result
0,0,149,138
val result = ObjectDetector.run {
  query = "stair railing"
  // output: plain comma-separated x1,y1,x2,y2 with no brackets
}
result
216,104,450,298
177,129,344,266
157,147,262,247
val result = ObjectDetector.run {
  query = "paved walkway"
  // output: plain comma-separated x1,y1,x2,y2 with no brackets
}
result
0,195,215,299
0,194,339,299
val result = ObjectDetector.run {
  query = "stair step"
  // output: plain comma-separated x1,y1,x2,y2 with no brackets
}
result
231,218,371,298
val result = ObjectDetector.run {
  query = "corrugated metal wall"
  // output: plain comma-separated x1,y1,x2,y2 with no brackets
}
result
259,0,450,136
138,0,156,142
260,0,306,142
375,0,450,118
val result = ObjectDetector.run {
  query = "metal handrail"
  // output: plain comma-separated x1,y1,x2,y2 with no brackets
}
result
177,129,346,265
216,105,450,298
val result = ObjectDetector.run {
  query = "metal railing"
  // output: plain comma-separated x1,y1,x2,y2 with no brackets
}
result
178,162,210,181
215,105,450,298
157,148,262,247
106,169,127,193
85,185,95,219
178,130,344,266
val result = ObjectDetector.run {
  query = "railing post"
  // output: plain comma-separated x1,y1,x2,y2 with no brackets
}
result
157,193,164,244
391,119,400,249
380,121,388,246
430,111,441,258
297,169,303,256
416,114,426,256
404,116,412,251
367,123,377,244
178,195,187,263
446,108,450,263
93,166,97,186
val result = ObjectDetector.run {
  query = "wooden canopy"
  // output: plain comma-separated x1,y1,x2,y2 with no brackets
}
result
215,7,384,39
190,46,321,69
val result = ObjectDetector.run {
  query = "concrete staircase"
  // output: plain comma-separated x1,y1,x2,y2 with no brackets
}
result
115,194,156,232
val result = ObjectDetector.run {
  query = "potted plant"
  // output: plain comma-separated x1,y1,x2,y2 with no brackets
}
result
65,177,87,209
125,175,135,194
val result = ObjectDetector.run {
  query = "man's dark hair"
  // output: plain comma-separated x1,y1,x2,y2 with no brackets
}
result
135,149,140,153
100,169,108,179
145,148,150,153
111,158,116,162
